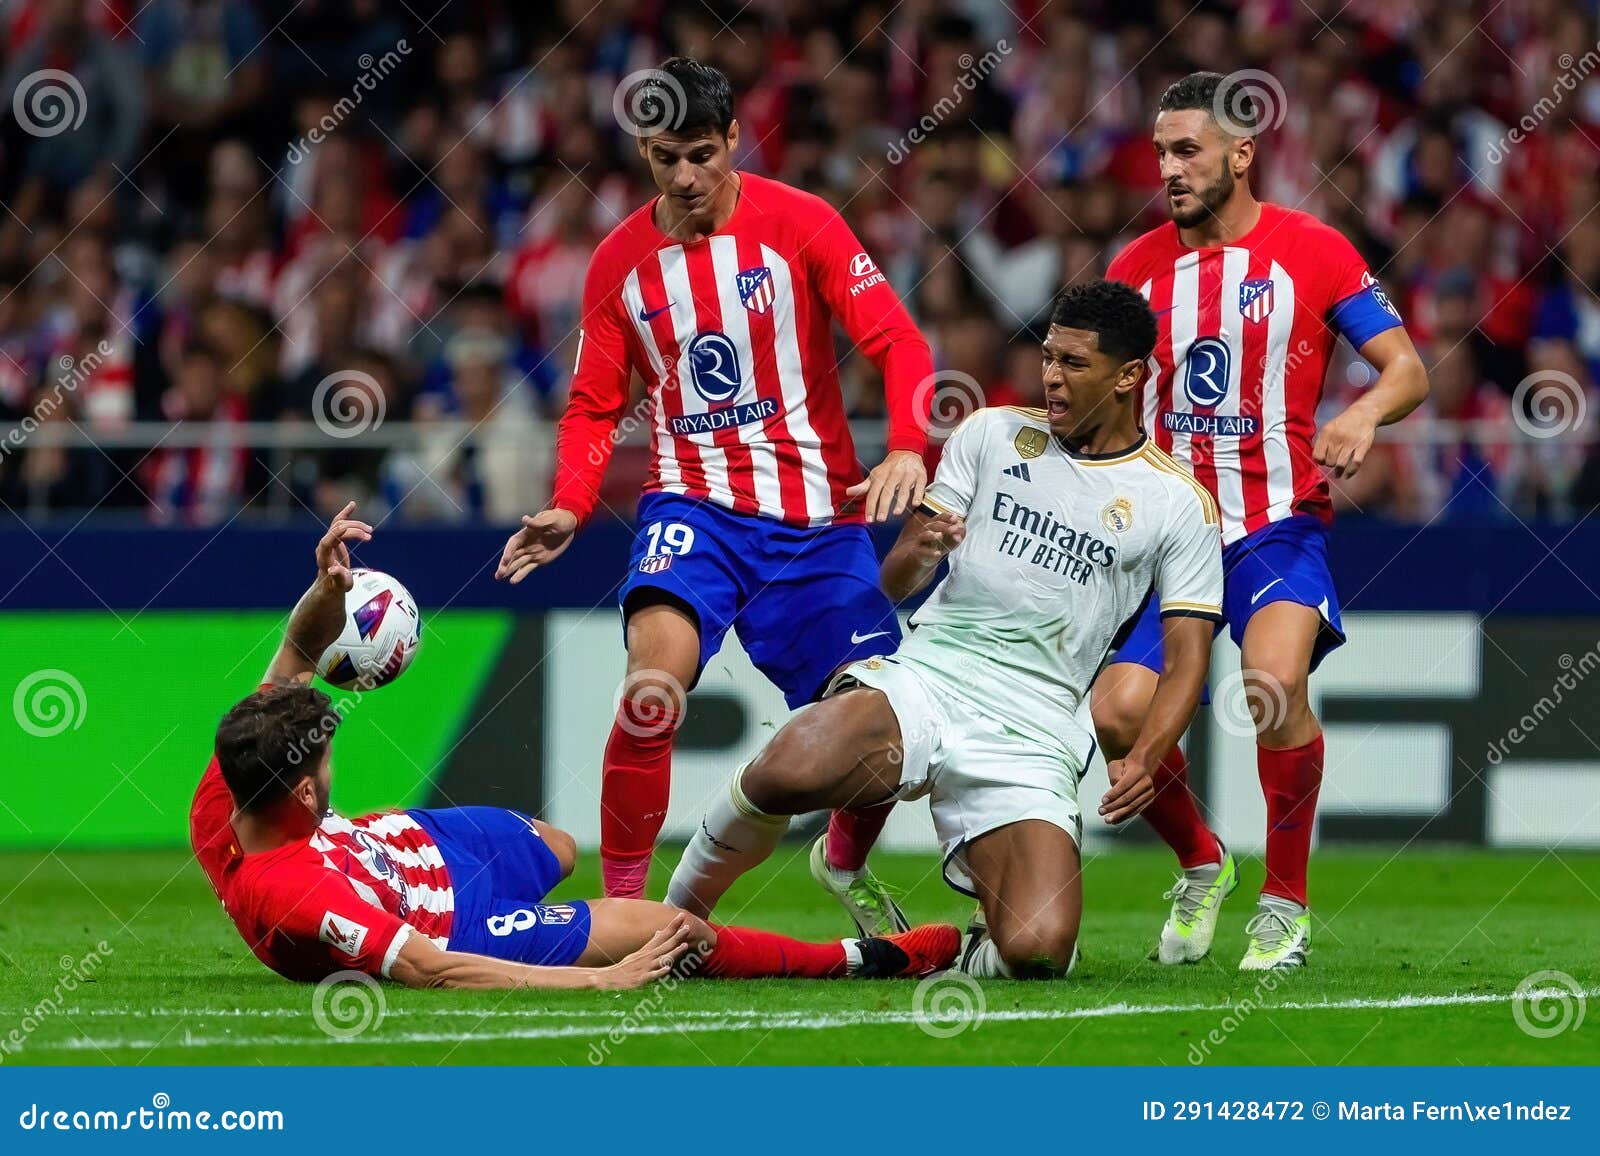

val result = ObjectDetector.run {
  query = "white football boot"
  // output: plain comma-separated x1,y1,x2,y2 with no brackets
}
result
1152,843,1239,964
1239,894,1312,970
808,833,910,937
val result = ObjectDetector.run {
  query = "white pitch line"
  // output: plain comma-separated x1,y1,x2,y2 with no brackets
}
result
18,988,1593,1053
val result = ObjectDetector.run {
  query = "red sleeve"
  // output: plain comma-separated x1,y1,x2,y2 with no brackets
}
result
1313,219,1375,311
549,252,634,526
802,202,933,455
269,871,413,979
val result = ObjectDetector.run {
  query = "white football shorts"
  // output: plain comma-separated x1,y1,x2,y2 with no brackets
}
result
829,654,1088,895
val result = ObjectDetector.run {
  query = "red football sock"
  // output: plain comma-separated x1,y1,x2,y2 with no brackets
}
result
1140,745,1221,869
825,800,894,872
699,924,847,979
599,698,679,899
1258,733,1323,906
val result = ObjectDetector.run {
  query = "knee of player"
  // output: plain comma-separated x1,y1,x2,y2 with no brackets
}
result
1090,694,1144,757
536,820,578,878
995,917,1078,979
1242,665,1310,732
738,751,791,816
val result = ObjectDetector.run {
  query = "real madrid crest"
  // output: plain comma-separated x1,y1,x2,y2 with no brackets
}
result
1101,496,1134,534
1014,428,1048,460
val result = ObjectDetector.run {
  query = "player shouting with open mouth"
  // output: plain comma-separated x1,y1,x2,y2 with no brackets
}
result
1093,73,1428,970
495,59,932,926
667,281,1223,978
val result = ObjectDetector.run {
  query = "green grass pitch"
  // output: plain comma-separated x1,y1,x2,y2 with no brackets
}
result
0,844,1595,1065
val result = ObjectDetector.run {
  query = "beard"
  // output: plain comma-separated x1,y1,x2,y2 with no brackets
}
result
1170,166,1235,228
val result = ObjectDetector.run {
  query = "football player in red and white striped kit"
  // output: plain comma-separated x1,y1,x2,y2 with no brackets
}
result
495,59,935,921
189,504,959,988
1093,73,1429,969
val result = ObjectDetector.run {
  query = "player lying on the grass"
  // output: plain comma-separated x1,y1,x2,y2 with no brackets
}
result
665,281,1224,977
188,505,959,989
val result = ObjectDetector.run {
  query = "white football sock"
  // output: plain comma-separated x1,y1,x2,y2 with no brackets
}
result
959,936,1014,978
665,765,790,917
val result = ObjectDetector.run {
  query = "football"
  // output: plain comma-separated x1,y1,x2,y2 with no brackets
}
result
315,568,422,691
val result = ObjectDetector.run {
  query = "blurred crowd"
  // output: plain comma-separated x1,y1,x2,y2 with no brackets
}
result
1,0,1598,525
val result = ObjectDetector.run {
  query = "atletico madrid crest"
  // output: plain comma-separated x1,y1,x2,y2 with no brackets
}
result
1239,278,1275,323
737,265,775,314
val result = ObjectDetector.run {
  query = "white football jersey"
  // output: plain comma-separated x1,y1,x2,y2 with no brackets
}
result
907,407,1223,756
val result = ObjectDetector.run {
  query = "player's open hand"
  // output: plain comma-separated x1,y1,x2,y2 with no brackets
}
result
316,501,372,593
594,913,694,990
1314,406,1378,479
496,508,580,584
847,449,928,522
1101,755,1156,825
911,511,966,562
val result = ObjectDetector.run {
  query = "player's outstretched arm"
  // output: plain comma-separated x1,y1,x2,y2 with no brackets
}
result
880,508,965,602
388,914,693,991
1315,326,1429,479
494,507,580,584
1101,615,1212,825
262,501,372,687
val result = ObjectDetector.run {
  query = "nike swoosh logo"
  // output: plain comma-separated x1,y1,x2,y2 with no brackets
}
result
1250,578,1284,605
851,630,891,645
638,302,673,322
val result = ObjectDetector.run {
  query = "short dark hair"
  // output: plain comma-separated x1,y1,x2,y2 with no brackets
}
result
646,57,733,136
1158,70,1259,135
214,685,341,814
1050,280,1159,365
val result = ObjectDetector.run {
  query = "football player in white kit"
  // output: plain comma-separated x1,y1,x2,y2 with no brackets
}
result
666,281,1223,977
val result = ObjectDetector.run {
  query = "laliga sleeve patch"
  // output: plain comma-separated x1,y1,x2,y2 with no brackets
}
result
319,911,370,958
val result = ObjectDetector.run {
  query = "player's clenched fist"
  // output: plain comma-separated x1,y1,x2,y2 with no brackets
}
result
1312,406,1379,479
496,507,580,584
910,511,966,562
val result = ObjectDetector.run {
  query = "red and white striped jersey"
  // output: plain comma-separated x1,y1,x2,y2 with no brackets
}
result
551,172,933,528
190,720,451,981
1109,202,1404,544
